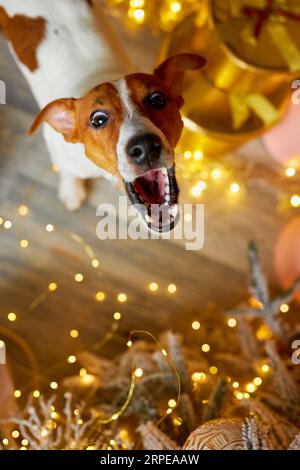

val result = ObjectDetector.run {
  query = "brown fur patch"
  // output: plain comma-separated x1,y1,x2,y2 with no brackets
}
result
125,73,184,149
0,6,46,72
76,83,124,175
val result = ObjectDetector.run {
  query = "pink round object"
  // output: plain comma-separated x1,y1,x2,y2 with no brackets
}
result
274,216,300,302
263,101,300,166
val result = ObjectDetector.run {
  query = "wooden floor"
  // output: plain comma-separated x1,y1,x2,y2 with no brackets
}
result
0,23,297,397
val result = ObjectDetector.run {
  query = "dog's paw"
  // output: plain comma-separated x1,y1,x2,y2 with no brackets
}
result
59,175,87,211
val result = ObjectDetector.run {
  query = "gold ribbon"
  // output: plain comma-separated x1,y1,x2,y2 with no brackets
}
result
231,0,300,72
228,92,279,129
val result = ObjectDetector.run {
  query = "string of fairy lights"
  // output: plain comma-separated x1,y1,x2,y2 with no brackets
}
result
105,0,200,32
176,148,300,210
0,150,297,447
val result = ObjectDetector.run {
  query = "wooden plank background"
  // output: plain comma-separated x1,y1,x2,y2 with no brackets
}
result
0,19,298,397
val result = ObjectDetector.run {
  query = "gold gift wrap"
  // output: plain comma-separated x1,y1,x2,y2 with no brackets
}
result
177,69,289,156
159,4,295,156
207,0,300,94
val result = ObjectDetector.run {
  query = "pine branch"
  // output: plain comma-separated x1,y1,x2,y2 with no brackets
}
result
265,341,299,404
237,317,259,361
138,422,179,450
248,241,269,307
201,378,228,423
288,433,300,450
241,399,298,449
165,332,190,388
242,417,270,450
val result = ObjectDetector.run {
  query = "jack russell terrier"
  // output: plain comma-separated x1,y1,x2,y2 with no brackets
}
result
0,0,206,232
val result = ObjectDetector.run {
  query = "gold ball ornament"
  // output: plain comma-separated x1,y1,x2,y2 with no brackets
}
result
183,418,245,450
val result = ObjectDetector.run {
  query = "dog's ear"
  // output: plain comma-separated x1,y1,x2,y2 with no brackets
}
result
28,98,80,143
154,54,206,106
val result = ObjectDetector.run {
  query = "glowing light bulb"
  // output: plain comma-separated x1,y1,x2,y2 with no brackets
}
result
285,167,296,177
232,381,239,389
210,366,218,375
45,224,54,232
193,150,203,161
246,383,256,393
184,150,192,160
192,321,200,330
127,340,133,348
48,282,58,292
14,390,21,398
4,220,12,229
8,312,16,322
50,381,58,390
253,377,262,386
192,372,206,382
211,168,222,180
261,363,270,373
290,194,300,207
134,368,143,378
235,391,243,400
149,282,158,292
68,355,76,364
70,329,79,338
167,283,177,294
91,258,100,268
256,324,272,341
33,390,40,398
12,430,20,439
201,344,210,352
118,293,127,303
130,0,144,6
74,273,84,283
227,318,237,328
280,303,289,313
113,312,121,320
168,399,177,408
161,349,168,356
132,8,145,23
18,205,29,216
230,182,240,193
170,1,182,13
95,291,105,302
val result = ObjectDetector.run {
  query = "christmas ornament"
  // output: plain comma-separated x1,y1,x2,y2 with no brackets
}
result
183,417,245,450
274,216,300,302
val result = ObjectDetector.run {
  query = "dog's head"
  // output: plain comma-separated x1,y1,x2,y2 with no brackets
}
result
29,53,206,232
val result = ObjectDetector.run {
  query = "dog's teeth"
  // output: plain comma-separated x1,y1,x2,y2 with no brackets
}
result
161,168,167,176
165,185,170,194
145,214,152,223
165,195,170,202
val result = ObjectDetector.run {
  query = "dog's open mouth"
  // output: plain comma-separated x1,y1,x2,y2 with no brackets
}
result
125,166,179,233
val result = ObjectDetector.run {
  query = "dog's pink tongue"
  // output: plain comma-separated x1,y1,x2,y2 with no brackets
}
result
134,170,165,205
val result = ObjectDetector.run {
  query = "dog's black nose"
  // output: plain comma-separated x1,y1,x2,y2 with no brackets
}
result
126,134,162,167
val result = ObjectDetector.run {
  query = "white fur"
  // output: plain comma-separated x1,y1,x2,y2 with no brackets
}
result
0,0,134,208
113,78,172,182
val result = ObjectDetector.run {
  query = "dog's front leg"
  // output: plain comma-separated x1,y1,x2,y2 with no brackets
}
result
58,172,87,212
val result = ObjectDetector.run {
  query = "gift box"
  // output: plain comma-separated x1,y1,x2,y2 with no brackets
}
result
160,11,291,155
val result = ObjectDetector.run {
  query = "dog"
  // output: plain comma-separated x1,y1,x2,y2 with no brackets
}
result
0,0,206,232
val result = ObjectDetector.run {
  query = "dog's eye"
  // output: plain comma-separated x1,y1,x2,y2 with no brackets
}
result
147,92,168,109
90,111,109,129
